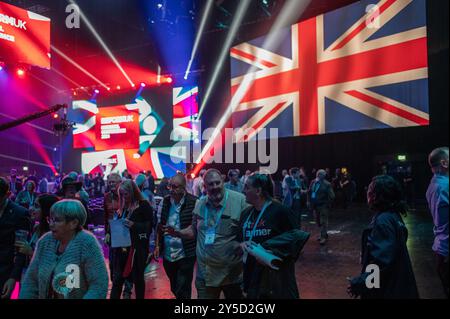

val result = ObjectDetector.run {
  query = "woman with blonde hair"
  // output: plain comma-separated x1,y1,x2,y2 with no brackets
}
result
109,179,153,299
19,199,108,299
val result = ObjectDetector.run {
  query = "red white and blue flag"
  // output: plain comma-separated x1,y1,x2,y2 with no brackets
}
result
172,86,199,141
230,0,429,142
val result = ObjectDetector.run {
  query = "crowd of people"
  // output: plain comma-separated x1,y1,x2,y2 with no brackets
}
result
0,147,447,299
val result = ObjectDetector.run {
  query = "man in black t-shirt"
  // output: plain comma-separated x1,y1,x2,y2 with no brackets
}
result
239,174,300,299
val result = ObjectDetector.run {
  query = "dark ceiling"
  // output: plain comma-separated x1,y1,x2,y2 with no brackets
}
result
0,0,362,96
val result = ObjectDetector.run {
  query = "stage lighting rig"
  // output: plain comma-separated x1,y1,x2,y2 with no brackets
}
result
0,104,67,132
53,106,76,136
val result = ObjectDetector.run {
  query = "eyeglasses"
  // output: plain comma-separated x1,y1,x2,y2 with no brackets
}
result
168,184,183,190
46,216,65,224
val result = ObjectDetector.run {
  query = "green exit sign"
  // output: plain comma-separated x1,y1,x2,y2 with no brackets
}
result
397,155,407,161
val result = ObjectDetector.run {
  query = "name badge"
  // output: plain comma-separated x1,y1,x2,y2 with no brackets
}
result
205,227,216,245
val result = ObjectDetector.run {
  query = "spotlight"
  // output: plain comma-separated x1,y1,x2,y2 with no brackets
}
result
23,166,29,171
157,65,161,84
132,83,136,88
52,45,109,90
157,3,163,9
166,77,173,84
67,1,134,87
90,89,100,101
184,0,214,80
116,85,121,90
135,83,146,98
198,0,251,118
107,87,111,91
195,0,312,165
53,113,59,119
17,68,25,77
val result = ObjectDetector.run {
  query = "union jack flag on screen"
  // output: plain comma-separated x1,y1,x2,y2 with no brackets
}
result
230,0,429,142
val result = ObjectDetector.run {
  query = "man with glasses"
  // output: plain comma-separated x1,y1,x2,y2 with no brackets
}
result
155,174,198,299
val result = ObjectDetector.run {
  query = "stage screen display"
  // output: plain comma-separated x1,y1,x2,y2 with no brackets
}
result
69,86,194,179
95,105,140,151
0,1,51,69
172,86,199,141
230,0,429,142
80,147,186,180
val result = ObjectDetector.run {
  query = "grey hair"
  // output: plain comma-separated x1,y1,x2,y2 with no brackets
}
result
204,168,223,182
316,169,327,178
171,173,187,187
107,172,122,181
50,199,86,231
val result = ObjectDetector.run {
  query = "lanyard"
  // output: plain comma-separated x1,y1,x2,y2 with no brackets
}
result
114,209,128,220
171,196,185,213
27,192,34,206
312,181,320,195
204,191,228,229
243,200,272,243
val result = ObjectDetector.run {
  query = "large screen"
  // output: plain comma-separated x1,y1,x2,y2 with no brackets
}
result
70,86,198,179
230,0,429,142
0,1,51,69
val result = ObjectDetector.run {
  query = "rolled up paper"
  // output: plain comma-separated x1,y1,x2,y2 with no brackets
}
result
247,243,283,270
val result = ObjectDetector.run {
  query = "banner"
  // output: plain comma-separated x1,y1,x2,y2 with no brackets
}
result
230,0,429,142
72,88,187,178
0,1,51,69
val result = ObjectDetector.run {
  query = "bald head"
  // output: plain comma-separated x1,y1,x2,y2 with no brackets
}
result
204,169,222,182
429,147,449,175
171,173,186,188
169,173,186,201
316,169,327,180
204,169,225,204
